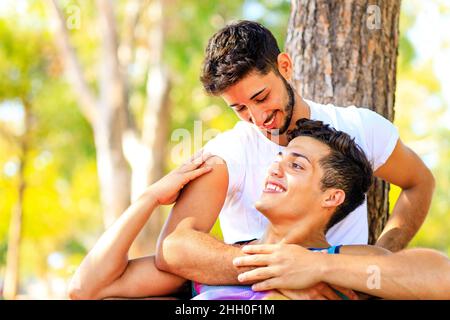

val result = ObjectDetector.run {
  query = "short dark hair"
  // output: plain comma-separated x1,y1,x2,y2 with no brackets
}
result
201,20,281,95
287,119,373,232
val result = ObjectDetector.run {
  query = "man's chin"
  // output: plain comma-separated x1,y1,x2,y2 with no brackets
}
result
254,200,264,213
254,199,274,215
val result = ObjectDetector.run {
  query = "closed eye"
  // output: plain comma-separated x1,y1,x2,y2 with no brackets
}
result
235,105,247,112
255,95,268,104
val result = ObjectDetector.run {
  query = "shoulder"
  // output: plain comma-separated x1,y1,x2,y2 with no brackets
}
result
202,122,258,190
311,100,388,121
311,101,396,134
309,101,369,135
205,121,257,145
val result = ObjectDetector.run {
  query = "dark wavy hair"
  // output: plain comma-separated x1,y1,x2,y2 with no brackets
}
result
200,20,281,95
287,119,373,232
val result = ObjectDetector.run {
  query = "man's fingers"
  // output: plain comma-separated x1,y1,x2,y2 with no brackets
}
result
251,278,279,292
189,149,206,162
237,267,276,283
321,287,342,300
185,166,213,182
182,151,213,171
233,254,271,267
315,283,342,300
241,244,279,254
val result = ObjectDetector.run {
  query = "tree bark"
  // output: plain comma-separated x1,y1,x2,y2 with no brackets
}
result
286,0,400,244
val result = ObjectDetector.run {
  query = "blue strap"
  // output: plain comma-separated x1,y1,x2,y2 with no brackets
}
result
327,245,342,254
308,245,342,254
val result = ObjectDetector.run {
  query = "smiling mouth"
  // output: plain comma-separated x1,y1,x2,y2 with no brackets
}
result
264,181,286,193
262,111,277,129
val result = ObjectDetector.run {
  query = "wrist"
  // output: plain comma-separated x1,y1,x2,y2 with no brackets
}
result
139,185,160,207
316,252,333,283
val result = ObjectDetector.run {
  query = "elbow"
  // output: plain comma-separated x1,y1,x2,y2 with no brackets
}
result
67,284,86,300
67,277,98,300
428,169,436,194
419,166,435,195
67,287,88,300
155,230,188,273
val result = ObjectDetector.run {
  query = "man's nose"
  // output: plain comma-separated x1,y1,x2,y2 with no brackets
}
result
268,161,283,177
248,107,268,127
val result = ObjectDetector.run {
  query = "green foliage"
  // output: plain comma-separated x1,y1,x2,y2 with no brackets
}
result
391,0,450,255
0,1,100,282
0,240,7,265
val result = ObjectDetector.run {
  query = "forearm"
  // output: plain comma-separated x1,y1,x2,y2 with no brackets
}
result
339,244,391,256
70,188,159,297
376,182,433,252
157,227,249,285
320,249,450,299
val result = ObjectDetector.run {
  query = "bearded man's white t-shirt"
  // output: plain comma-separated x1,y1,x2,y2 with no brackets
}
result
203,100,399,245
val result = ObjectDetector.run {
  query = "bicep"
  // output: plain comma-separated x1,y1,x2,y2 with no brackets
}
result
158,156,229,241
374,139,431,189
97,256,186,299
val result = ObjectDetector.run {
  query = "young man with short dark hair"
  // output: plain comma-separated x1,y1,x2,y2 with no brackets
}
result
193,119,382,299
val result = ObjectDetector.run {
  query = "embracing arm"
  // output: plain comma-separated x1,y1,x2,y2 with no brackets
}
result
235,244,450,299
68,153,212,299
319,248,450,299
374,139,435,252
155,156,248,285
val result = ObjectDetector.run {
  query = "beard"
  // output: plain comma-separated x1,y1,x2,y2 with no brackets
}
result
271,76,295,136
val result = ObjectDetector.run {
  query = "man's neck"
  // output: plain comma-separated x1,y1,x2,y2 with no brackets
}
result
260,211,330,249
289,93,311,131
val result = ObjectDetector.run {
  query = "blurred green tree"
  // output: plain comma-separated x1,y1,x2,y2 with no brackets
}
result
392,0,450,256
0,2,101,299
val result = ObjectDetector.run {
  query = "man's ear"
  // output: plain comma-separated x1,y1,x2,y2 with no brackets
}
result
322,189,346,208
277,52,293,80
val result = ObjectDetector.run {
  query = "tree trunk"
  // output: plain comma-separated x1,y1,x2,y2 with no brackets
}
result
49,0,170,256
95,0,132,227
3,99,31,300
49,0,131,228
126,0,171,257
286,0,400,244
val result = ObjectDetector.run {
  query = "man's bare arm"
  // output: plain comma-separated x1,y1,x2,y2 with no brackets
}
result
68,188,186,299
155,156,248,285
321,248,450,299
235,244,450,299
374,139,435,252
68,153,212,299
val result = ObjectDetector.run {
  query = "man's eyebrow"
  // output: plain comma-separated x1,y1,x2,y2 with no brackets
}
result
230,88,266,107
250,87,266,100
289,152,311,163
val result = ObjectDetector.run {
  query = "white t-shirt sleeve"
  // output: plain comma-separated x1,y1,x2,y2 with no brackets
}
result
202,123,246,193
359,108,399,171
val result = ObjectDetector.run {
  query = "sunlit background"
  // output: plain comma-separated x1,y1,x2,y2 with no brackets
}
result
0,0,449,299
